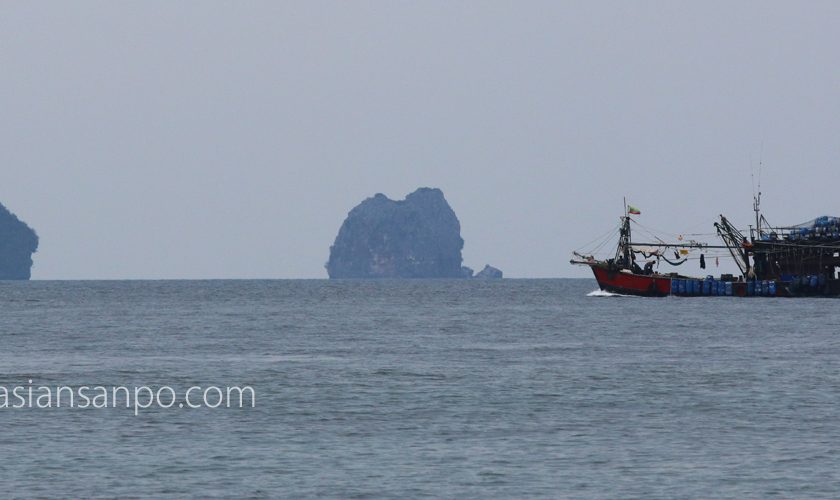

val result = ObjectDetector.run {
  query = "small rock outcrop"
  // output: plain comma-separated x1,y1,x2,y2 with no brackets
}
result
474,265,503,279
0,202,38,280
326,188,465,278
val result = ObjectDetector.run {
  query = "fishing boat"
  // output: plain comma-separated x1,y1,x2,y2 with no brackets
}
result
571,195,840,297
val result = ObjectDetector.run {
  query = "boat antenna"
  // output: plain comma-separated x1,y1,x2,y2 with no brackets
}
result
758,140,763,194
753,187,762,240
753,143,763,238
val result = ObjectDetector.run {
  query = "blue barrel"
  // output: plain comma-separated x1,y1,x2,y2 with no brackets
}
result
747,280,755,296
768,281,777,296
762,280,769,296
670,279,678,295
678,279,686,295
725,281,733,296
810,275,819,288
703,280,711,295
755,280,763,296
696,280,702,295
713,280,721,296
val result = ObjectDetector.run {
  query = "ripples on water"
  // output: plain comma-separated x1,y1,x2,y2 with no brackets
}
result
1,279,840,498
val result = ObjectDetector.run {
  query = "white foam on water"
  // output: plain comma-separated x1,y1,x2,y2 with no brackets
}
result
586,288,631,297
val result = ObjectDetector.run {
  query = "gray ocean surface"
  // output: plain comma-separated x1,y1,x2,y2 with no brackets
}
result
1,279,839,498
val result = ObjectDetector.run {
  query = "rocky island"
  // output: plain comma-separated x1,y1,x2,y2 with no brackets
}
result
326,188,501,279
0,201,38,280
474,264,503,279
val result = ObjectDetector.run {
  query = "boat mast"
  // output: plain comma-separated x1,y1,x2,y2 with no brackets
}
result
752,155,762,240
615,198,631,267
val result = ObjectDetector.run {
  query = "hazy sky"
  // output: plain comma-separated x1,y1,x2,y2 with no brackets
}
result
2,1,839,279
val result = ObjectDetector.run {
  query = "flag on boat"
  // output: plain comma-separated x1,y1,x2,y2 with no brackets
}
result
627,205,641,215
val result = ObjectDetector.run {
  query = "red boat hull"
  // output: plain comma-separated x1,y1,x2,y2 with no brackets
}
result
590,265,672,297
587,263,798,297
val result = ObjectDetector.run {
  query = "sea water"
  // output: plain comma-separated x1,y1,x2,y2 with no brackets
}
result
1,279,839,498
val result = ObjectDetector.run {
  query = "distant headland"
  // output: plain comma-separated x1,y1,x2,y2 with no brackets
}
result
326,188,502,279
0,202,38,280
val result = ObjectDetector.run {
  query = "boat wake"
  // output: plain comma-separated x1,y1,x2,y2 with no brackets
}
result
587,289,633,298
